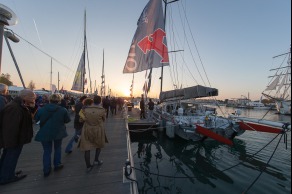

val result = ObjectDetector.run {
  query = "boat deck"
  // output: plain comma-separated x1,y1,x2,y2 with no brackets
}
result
127,107,158,125
0,111,130,194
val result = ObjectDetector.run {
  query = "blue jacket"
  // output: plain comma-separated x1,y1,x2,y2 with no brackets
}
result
34,103,71,142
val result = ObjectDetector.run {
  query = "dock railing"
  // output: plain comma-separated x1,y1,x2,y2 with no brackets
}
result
123,105,139,194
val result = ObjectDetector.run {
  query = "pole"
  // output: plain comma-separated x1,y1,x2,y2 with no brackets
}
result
160,1,167,93
82,10,86,94
0,24,4,73
4,35,26,88
160,0,179,93
50,58,52,94
58,72,60,92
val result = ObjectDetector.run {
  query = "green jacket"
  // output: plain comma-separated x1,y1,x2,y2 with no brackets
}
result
35,103,71,142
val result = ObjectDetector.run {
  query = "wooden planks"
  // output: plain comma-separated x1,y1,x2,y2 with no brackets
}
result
0,112,130,194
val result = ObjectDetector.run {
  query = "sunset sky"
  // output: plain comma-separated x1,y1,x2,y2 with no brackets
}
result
0,0,291,100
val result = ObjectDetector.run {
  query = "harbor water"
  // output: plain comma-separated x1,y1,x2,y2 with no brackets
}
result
130,107,291,194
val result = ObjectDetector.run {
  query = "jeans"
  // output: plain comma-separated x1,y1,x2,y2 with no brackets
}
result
0,146,23,183
65,129,81,153
41,139,62,174
148,110,154,121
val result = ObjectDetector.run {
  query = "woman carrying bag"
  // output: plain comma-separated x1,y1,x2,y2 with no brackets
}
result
35,94,71,177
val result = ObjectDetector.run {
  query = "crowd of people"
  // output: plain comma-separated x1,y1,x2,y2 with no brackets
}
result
0,83,125,185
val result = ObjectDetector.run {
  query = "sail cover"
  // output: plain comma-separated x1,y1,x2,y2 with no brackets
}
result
71,51,85,92
159,85,219,101
123,0,169,74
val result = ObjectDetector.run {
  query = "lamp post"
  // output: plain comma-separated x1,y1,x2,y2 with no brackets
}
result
4,30,26,88
0,3,18,74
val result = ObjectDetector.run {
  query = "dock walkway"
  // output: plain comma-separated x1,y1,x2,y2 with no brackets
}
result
0,111,130,194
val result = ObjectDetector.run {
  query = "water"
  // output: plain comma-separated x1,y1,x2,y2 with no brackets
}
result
130,107,291,194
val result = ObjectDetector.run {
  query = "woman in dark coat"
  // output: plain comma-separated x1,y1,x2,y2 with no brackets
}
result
35,94,71,177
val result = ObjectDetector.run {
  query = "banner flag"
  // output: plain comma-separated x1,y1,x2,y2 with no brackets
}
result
71,51,85,92
123,0,169,74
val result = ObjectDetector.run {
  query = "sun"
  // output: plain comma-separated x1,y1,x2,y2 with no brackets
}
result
123,88,131,97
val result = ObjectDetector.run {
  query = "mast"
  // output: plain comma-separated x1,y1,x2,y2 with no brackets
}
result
101,49,105,97
161,0,179,93
82,10,86,94
58,72,60,92
50,58,52,93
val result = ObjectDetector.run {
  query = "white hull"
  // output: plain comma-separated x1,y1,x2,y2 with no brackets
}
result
275,100,291,115
253,107,271,110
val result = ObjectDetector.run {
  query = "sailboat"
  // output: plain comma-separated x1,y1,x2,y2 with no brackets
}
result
262,47,291,115
71,10,92,94
123,0,291,145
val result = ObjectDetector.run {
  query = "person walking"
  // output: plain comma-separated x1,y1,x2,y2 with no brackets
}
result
34,94,71,177
0,89,36,185
148,98,155,121
102,96,110,118
140,95,146,119
79,96,108,172
65,95,87,154
110,97,117,116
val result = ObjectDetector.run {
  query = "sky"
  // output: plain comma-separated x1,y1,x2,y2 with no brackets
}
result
0,0,291,100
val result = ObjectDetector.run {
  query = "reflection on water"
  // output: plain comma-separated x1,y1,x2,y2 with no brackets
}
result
131,108,291,194
216,106,291,123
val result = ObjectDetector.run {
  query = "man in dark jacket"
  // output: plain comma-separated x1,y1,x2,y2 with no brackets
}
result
102,96,110,118
140,95,146,119
147,98,155,121
0,89,36,185
65,95,87,154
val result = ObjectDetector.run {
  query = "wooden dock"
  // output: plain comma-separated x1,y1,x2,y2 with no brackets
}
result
0,111,131,194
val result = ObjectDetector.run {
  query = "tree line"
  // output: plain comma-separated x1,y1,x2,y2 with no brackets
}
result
0,73,36,90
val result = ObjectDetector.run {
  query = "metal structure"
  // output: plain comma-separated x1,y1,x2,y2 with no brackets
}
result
0,3,18,73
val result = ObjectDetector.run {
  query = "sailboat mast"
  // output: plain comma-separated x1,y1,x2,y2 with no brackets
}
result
50,58,53,94
82,10,86,94
101,49,105,97
161,0,179,93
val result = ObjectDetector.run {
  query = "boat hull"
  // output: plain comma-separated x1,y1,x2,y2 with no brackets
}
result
275,100,291,115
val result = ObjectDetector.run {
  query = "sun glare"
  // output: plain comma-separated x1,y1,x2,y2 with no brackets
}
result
123,88,131,97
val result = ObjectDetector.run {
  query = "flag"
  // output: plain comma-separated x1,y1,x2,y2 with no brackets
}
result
123,0,169,74
71,51,85,92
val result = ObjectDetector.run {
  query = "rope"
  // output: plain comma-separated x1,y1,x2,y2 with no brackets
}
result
4,28,73,72
242,133,285,194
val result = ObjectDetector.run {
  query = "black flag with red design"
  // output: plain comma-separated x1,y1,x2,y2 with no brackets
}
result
123,0,169,74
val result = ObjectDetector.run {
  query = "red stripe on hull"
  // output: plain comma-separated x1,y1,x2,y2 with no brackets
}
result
239,122,283,134
196,125,233,146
